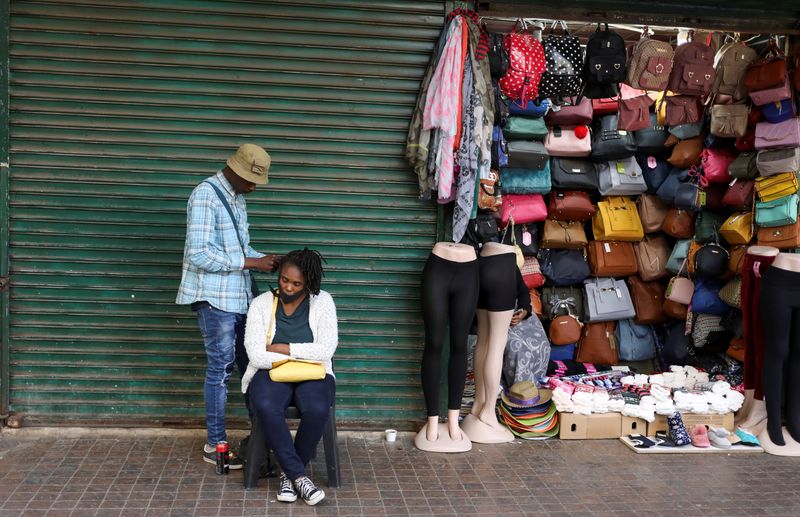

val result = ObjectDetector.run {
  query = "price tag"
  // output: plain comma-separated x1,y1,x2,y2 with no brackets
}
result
616,161,626,174
522,231,532,246
729,178,738,187
604,242,611,253
647,156,657,169
615,288,622,299
699,191,707,206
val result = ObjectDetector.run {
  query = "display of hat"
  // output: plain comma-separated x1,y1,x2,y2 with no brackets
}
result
498,386,559,440
227,143,271,185
501,387,553,409
510,380,539,401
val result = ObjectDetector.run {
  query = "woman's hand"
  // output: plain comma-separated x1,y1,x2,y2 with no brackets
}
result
267,343,291,355
510,308,527,327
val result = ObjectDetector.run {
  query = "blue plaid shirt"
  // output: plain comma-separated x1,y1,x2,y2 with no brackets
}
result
176,171,264,314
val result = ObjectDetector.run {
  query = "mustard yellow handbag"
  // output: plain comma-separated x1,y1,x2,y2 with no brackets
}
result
266,294,326,383
719,212,754,245
592,196,645,242
755,172,799,202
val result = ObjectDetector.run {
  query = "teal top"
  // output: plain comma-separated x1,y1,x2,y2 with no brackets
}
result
272,296,313,345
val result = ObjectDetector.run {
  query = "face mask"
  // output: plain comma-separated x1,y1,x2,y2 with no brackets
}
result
279,288,305,304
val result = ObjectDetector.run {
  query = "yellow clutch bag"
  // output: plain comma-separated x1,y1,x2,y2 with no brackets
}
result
269,359,326,382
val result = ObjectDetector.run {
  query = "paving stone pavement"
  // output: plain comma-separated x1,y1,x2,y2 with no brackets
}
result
1,429,800,517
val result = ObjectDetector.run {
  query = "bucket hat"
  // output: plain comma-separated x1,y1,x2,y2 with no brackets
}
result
227,143,270,184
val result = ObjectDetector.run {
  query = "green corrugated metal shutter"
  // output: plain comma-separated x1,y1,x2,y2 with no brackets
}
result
8,0,444,426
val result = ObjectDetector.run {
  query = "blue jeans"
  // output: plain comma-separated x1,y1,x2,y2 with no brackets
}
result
196,303,251,446
248,370,336,480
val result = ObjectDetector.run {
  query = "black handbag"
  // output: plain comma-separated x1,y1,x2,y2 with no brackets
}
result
493,81,509,127
538,248,591,286
460,212,500,250
693,238,729,279
636,153,670,193
506,141,549,170
591,114,638,162
488,32,509,79
551,157,599,190
502,222,539,256
655,167,690,205
541,285,586,321
721,308,744,338
673,180,702,212
661,321,695,366
634,112,669,154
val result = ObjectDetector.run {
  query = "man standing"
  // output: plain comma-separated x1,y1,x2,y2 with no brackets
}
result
177,143,280,468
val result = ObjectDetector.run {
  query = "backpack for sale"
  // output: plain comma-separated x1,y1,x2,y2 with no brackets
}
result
538,21,583,102
499,21,546,106
488,32,509,79
625,33,674,91
712,39,757,101
668,37,716,96
580,23,627,99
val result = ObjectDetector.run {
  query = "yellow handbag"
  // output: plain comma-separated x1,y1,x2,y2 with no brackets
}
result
719,212,754,245
592,196,644,242
266,294,326,383
755,172,799,202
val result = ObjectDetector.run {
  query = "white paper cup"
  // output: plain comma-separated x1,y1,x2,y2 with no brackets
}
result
385,429,397,442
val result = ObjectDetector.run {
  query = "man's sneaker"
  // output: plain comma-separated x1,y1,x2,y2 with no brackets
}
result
293,476,325,506
202,444,243,470
276,474,297,503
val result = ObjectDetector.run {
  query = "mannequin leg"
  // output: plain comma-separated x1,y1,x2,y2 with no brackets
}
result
420,259,450,441
760,282,793,446
785,308,800,443
470,309,490,417
476,310,514,430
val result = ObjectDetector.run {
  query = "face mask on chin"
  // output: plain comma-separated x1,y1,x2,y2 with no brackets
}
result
279,288,305,304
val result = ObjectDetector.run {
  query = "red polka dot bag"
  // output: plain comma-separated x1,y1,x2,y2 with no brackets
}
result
499,21,546,107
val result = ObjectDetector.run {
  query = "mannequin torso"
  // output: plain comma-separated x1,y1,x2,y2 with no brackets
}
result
770,252,800,272
432,242,477,262
748,245,780,258
480,242,515,257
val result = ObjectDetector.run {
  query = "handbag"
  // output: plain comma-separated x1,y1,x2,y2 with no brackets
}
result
506,140,549,169
687,240,703,276
666,239,692,275
719,276,742,309
704,183,728,212
633,234,670,281
637,154,670,194
691,278,729,316
626,35,674,90
662,321,694,366
714,40,757,101
529,287,543,317
628,275,667,325
592,196,645,242
520,256,546,289
710,103,748,138
460,213,501,248
500,193,547,227
618,95,654,132
728,151,759,179
550,157,599,190
586,240,638,277
637,193,670,233
693,238,730,279
508,98,551,117
269,358,326,382
721,179,754,211
499,26,546,104
500,165,552,195
584,277,636,322
634,112,670,153
541,285,585,321
757,220,800,249
592,97,620,115
576,321,617,365
541,219,588,249
762,96,797,123
665,95,702,126
668,121,704,140
755,172,799,202
672,172,703,212
545,96,593,126
750,76,793,106
478,170,502,212
756,194,799,227
549,343,576,361
591,114,637,162
616,319,657,361
694,210,727,244
544,125,592,157
743,40,787,92
597,157,648,196
505,116,549,140
661,208,696,239
492,124,509,168
755,118,800,150
757,148,800,177
692,314,727,349
700,148,735,184
736,128,756,152
488,32,509,79
667,136,704,169
548,191,596,221
655,166,690,205
728,245,747,275
549,313,583,345
727,337,746,362
538,248,591,286
719,211,754,245
501,220,539,256
662,298,689,320
666,265,695,305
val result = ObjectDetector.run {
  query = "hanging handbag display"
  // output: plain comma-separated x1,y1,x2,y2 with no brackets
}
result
661,208,697,239
545,96,593,126
541,219,588,249
656,166,690,205
544,125,592,157
592,196,645,242
665,95,703,126
756,193,799,228
584,277,637,322
667,136,704,169
634,113,670,153
506,140,549,169
499,23,547,105
744,39,787,92
500,165,552,195
672,172,703,212
721,179,754,211
719,276,743,309
710,103,749,138
548,191,596,221
755,118,800,150
700,147,735,184
691,278,729,316
687,240,703,275
762,96,797,124
549,312,584,345
591,114,638,162
618,95,654,132
488,32,509,79
597,157,648,196
636,194,669,234
520,256,546,289
538,248,591,286
667,38,716,96
662,298,689,320
718,211,754,245
757,220,800,249
576,321,618,365
669,121,704,140
626,33,674,91
728,151,758,180
637,154,670,194
541,285,585,321
694,210,727,244
633,234,670,282
713,39,757,101
580,23,627,99
529,287,543,317
478,170,502,212
666,239,692,274
666,262,695,305
539,21,583,101
616,319,657,361
492,124,509,168
500,193,548,227
728,245,747,275
750,77,793,106
756,148,800,177
502,220,539,257
586,240,638,277
693,238,730,279
508,98,551,117
550,157,599,190
755,172,799,202
505,116,549,140
628,275,667,325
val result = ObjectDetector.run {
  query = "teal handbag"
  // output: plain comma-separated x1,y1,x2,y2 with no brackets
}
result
694,211,727,244
755,194,799,228
666,239,692,275
500,163,552,195
504,116,548,140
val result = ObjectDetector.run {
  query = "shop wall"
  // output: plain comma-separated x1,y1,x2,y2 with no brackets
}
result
5,0,445,426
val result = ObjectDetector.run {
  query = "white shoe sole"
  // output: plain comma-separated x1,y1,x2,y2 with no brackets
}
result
277,493,297,503
302,490,325,506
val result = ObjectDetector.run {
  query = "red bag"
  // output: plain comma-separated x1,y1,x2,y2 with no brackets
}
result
722,179,755,210
700,147,736,184
618,95,654,131
592,97,619,115
520,257,546,289
499,26,546,106
500,194,548,227
668,39,716,96
736,128,756,152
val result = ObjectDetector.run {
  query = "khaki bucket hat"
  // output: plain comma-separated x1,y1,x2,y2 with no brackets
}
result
227,144,270,185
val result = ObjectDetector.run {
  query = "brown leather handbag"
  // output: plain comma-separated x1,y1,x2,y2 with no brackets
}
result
667,136,704,168
727,337,746,362
637,194,670,233
687,240,703,275
549,314,583,345
548,191,596,221
628,275,667,325
662,298,688,320
721,179,754,211
576,321,618,365
529,288,542,317
757,220,800,249
633,234,670,281
586,240,638,277
541,219,588,249
618,95,654,131
744,40,787,92
661,208,696,239
728,245,747,275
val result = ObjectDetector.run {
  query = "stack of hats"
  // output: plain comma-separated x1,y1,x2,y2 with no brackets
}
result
498,381,558,439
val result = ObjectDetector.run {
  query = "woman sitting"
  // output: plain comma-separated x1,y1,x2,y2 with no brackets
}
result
242,249,337,506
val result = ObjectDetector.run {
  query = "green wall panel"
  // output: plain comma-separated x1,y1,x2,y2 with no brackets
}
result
7,0,444,426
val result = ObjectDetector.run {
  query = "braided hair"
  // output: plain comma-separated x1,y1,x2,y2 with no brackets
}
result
280,248,326,295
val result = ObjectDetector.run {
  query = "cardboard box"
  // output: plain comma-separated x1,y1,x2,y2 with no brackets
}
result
648,415,668,436
647,413,734,437
621,415,648,436
559,412,622,440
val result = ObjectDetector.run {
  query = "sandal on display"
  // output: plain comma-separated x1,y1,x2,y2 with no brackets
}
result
690,424,711,448
628,434,656,448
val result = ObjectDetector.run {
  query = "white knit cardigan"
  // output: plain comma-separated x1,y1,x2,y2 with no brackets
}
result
241,289,338,394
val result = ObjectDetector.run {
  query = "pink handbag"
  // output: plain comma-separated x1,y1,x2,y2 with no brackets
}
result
500,194,548,227
700,147,735,184
749,77,793,106
665,275,694,305
755,118,800,149
545,97,593,126
544,125,592,157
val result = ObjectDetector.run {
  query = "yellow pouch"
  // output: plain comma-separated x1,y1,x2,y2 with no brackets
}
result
719,212,754,245
755,172,799,202
592,196,644,242
269,358,326,382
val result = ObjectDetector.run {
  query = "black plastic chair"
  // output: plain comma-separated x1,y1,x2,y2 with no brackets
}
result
243,402,341,489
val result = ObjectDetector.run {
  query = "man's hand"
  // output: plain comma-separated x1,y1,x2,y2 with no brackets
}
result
245,255,281,273
510,308,527,327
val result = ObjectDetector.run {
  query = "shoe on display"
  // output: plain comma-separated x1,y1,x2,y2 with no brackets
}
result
690,424,711,448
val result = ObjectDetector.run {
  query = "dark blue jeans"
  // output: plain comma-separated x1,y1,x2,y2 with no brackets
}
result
248,370,336,480
195,302,251,446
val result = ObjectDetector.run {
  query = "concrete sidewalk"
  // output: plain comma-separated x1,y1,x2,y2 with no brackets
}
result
0,427,798,517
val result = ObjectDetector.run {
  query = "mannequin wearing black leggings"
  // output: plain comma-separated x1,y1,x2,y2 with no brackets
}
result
416,242,479,452
760,255,800,456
